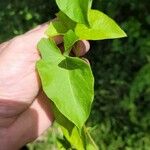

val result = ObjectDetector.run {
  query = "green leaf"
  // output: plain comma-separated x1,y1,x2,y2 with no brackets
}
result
64,30,79,55
45,12,76,37
36,38,94,129
46,10,126,41
75,9,127,40
56,0,90,25
45,20,67,37
57,11,76,29
130,63,150,101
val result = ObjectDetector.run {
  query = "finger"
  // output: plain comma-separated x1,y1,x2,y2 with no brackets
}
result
52,35,63,45
7,91,54,148
73,40,90,56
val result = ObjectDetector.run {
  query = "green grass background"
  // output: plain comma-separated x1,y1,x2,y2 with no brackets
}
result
0,0,150,149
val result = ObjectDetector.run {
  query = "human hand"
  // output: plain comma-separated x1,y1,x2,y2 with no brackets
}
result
0,24,90,150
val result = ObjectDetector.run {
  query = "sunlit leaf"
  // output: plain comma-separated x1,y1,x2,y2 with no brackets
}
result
64,30,79,55
75,9,127,40
36,38,94,129
45,12,76,37
56,0,91,25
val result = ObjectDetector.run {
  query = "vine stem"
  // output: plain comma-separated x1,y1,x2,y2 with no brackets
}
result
83,125,99,150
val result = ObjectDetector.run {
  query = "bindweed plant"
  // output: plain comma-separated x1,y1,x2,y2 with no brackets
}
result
36,0,127,149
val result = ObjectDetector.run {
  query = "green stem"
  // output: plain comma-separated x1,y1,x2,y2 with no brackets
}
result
83,125,99,150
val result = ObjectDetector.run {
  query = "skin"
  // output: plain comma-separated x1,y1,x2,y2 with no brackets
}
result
0,24,90,150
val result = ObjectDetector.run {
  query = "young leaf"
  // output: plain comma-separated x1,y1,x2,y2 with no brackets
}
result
75,9,127,40
64,30,79,55
36,38,94,129
45,12,76,37
45,20,67,37
57,11,76,29
55,0,90,25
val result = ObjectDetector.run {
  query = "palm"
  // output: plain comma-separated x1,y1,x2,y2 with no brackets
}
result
0,37,40,105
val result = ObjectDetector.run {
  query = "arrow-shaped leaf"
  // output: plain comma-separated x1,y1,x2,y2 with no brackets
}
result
75,9,127,40
36,38,94,129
